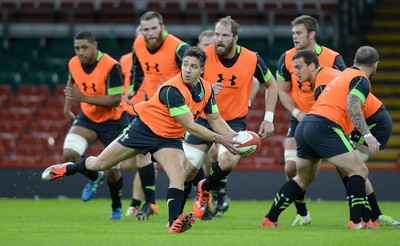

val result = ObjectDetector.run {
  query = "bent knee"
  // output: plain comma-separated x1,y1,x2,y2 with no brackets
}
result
285,160,297,179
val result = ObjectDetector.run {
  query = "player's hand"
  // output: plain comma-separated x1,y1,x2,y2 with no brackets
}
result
364,134,381,155
258,121,275,139
296,111,307,121
64,111,76,125
64,86,85,102
212,82,224,95
216,133,241,155
124,91,136,105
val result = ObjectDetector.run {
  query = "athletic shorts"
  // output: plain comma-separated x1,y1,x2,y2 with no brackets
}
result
286,114,299,138
117,117,183,156
350,106,392,150
295,114,356,159
73,112,130,146
184,117,246,146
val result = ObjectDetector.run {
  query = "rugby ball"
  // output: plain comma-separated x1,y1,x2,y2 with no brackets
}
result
234,131,261,156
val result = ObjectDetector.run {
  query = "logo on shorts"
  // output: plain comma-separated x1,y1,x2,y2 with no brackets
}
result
120,133,129,142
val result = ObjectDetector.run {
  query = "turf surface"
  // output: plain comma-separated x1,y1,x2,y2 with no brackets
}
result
1,199,399,245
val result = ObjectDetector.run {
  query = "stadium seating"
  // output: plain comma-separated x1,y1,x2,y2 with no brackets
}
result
11,1,400,170
0,85,12,106
98,1,136,24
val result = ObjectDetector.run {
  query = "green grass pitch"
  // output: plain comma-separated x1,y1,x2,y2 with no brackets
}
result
1,199,399,245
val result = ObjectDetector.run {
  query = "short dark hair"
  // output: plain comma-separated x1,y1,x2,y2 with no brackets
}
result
140,11,163,25
184,46,207,68
292,49,320,68
292,15,319,38
74,31,96,43
354,46,379,66
216,16,240,36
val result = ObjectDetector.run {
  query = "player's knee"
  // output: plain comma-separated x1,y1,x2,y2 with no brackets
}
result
183,143,206,169
285,162,297,179
358,152,370,162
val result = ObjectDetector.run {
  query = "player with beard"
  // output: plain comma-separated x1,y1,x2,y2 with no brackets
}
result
122,11,191,220
182,16,278,219
196,29,262,219
276,15,347,226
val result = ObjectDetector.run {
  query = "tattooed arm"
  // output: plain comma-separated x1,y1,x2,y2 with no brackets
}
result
347,94,380,154
347,94,369,135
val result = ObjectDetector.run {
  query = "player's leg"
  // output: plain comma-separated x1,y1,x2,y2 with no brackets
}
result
63,124,103,202
262,156,320,227
285,116,310,225
193,118,246,218
136,153,159,220
153,147,195,233
120,157,143,216
349,116,399,226
183,141,209,216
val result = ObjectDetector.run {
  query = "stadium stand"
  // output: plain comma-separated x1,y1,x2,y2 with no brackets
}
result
2,0,397,169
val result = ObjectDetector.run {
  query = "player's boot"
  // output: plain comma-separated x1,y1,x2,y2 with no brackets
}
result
136,202,159,220
378,215,400,226
347,220,368,230
110,207,123,220
41,162,73,181
81,171,105,202
126,206,139,216
169,212,196,233
193,179,210,218
260,218,279,228
214,188,229,217
292,212,311,226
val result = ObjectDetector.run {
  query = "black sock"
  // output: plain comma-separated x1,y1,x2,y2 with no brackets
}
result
66,157,88,175
341,176,349,187
108,176,123,210
364,196,374,221
130,199,142,209
346,175,366,223
202,162,230,191
138,163,156,204
266,179,302,222
367,192,381,219
192,167,205,186
166,188,184,227
179,180,193,214
65,157,99,181
294,190,308,216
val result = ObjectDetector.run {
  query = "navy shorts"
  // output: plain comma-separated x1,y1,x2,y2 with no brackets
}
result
295,114,356,159
73,112,130,146
350,106,392,150
286,114,299,138
185,117,246,146
117,117,183,156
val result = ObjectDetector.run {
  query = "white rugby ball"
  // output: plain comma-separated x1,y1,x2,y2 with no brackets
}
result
234,131,261,156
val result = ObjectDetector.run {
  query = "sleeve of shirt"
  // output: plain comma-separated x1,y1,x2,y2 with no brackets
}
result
253,54,273,85
175,43,191,67
107,64,124,95
203,89,219,114
314,85,327,101
130,53,144,93
276,53,291,82
333,55,347,71
159,86,191,117
349,76,370,103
